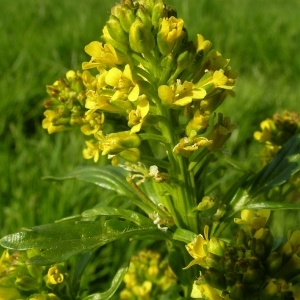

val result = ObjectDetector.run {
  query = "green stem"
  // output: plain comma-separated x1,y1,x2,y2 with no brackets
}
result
151,94,199,233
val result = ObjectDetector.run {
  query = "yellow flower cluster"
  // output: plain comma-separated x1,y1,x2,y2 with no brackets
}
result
42,0,237,166
120,249,177,299
254,110,300,186
185,209,300,299
0,249,66,300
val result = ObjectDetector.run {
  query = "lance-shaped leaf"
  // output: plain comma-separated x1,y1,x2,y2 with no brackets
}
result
0,220,170,265
242,201,300,211
248,133,300,197
83,264,128,300
43,166,133,198
82,207,153,226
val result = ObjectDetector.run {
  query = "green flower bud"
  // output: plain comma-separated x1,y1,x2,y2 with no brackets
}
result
197,196,215,211
118,148,141,163
225,272,237,286
243,266,263,284
234,259,248,274
207,237,226,257
0,287,21,300
254,228,273,256
15,275,40,291
205,252,221,269
136,6,152,29
129,18,155,53
204,268,226,290
111,3,135,33
267,252,282,275
230,280,245,300
220,255,236,272
151,2,166,28
233,229,248,246
248,238,265,259
106,15,129,44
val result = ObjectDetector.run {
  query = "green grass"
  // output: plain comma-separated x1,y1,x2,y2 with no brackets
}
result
1,0,299,254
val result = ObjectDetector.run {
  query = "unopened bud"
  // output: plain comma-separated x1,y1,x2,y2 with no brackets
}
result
243,266,263,284
203,267,226,290
112,4,135,33
106,15,129,44
129,18,155,53
267,252,282,275
15,275,40,291
230,280,245,300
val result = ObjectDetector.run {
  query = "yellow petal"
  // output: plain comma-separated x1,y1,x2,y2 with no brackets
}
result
105,68,122,86
128,84,140,101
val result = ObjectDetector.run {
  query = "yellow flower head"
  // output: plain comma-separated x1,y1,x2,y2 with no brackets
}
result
105,64,140,101
158,80,206,107
184,225,209,269
82,41,122,70
128,98,150,133
83,140,101,163
253,118,275,143
195,34,212,54
234,209,271,231
157,16,185,55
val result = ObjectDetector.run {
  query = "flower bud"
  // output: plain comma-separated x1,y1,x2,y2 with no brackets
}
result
234,259,248,274
129,18,155,53
266,252,282,275
14,275,40,291
207,237,226,257
151,2,166,28
230,280,245,300
106,15,129,45
205,252,221,269
203,268,226,290
111,3,135,33
0,287,21,300
157,17,185,56
136,6,152,29
118,148,141,163
243,266,263,284
232,229,248,247
254,228,273,256
197,196,215,211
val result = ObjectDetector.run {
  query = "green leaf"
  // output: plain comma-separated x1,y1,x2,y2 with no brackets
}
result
248,133,300,197
0,220,170,265
43,166,133,198
82,207,153,226
242,201,300,211
83,264,128,300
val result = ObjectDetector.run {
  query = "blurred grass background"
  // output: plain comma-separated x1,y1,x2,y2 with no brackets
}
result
1,0,299,240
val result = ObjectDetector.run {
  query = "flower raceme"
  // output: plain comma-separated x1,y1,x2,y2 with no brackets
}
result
42,0,237,167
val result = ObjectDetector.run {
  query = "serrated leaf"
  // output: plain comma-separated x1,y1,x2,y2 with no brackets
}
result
242,201,300,211
82,207,153,226
0,220,169,265
248,133,300,197
83,264,128,300
43,166,133,198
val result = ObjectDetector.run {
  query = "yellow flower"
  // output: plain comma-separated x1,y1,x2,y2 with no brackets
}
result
157,17,185,55
282,230,300,256
128,98,149,133
173,131,213,156
105,64,139,101
195,34,212,53
234,209,270,231
253,118,275,143
80,112,105,135
184,226,209,269
82,41,122,70
191,280,224,300
196,69,233,95
0,287,21,300
83,140,101,162
158,81,206,107
206,114,237,152
185,110,210,136
85,90,129,115
42,110,69,134
46,266,64,285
